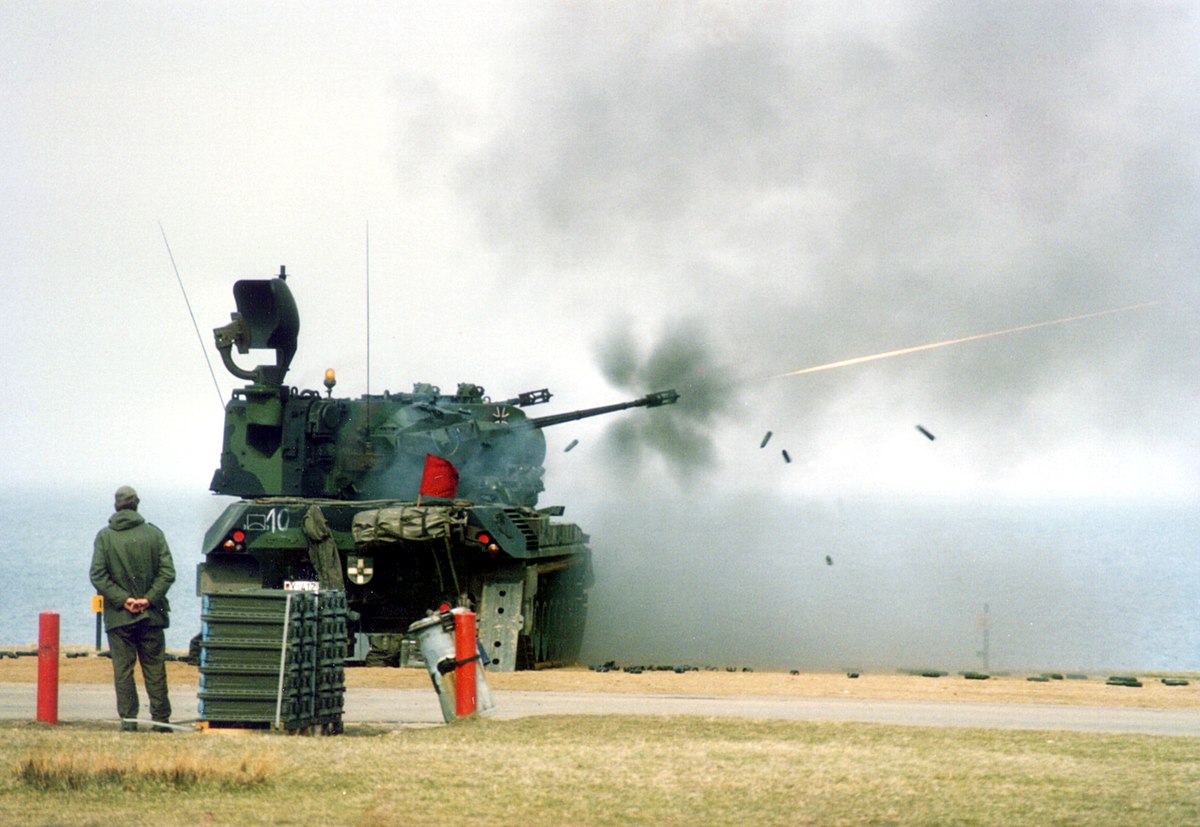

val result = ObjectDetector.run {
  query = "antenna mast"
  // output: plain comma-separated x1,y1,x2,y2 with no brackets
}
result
366,221,371,399
159,221,225,410
364,221,373,451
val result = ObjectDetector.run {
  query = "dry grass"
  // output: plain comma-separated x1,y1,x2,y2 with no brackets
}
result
1,716,1197,826
17,747,273,791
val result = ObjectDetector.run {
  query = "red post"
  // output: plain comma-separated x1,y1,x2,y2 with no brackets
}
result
453,609,477,717
37,612,59,725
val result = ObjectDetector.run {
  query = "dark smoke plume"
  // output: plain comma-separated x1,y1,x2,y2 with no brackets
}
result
443,4,1198,489
595,319,734,480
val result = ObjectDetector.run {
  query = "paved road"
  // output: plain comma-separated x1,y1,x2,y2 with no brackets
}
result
3,683,1198,736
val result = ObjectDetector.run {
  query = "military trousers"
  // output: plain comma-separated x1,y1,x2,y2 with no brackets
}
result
107,621,172,723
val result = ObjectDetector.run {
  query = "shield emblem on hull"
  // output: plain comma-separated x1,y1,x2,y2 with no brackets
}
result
347,556,374,585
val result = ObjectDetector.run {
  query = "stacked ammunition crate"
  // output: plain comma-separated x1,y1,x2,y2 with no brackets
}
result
314,590,347,732
198,589,346,732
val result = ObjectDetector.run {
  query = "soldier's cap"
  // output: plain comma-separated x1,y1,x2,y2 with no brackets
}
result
114,485,140,509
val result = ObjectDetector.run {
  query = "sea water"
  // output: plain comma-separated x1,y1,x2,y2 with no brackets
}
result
1,486,1196,672
580,493,1200,673
0,486,232,652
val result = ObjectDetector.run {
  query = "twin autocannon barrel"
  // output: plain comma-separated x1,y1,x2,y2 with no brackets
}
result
529,389,680,429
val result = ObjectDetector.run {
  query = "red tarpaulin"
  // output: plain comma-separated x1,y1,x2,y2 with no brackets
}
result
419,454,459,499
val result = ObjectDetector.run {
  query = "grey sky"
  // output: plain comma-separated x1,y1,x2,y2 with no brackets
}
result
3,2,1197,502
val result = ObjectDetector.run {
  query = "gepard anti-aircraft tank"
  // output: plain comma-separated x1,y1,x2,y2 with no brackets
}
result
198,268,678,670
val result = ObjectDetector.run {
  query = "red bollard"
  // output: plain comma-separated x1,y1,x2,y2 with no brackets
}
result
452,609,477,717
37,612,59,725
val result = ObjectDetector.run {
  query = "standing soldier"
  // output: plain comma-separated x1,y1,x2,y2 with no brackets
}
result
90,485,175,732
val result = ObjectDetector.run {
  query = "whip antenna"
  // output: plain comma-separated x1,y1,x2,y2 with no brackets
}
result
365,221,373,446
159,221,225,410
366,220,371,399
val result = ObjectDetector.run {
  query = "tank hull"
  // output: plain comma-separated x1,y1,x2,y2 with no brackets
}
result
199,497,591,671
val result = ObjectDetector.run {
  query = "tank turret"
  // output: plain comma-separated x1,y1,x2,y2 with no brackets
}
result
209,272,677,504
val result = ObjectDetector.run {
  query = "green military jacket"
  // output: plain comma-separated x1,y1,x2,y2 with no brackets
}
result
90,509,176,632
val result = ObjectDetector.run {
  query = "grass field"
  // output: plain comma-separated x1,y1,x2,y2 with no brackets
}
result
2,656,1197,825
2,715,1198,826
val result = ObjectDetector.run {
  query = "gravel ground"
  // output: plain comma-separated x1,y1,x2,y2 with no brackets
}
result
3,650,1196,710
